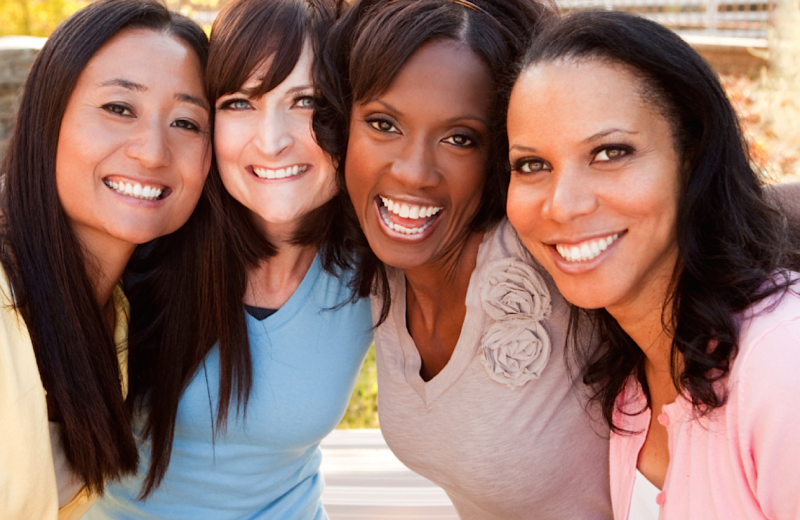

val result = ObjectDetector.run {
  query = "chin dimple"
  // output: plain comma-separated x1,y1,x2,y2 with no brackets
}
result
104,179,163,200
556,233,619,262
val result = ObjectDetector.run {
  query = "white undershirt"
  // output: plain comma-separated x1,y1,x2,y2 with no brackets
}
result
628,469,661,520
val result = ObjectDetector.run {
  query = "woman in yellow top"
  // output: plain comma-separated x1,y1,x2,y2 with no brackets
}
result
0,0,211,517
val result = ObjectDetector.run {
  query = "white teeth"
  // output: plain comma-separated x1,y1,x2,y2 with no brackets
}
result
104,180,163,201
556,233,619,262
379,206,437,235
378,196,442,223
252,164,308,179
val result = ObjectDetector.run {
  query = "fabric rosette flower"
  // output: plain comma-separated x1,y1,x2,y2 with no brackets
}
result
481,259,550,321
480,258,552,388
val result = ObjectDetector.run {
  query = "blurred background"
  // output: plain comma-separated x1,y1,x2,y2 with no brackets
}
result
1,0,798,430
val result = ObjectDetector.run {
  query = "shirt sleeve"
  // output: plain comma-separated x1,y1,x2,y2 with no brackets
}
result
738,315,800,520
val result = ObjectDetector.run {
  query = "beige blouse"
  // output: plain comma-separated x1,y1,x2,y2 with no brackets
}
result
373,219,612,519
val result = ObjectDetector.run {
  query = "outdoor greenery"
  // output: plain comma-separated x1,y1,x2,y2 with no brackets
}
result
339,345,379,429
0,0,88,36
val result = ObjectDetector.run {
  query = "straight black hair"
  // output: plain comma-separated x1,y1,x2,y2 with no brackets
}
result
0,0,208,492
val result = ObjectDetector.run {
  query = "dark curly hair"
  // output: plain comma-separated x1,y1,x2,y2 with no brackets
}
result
313,0,555,322
513,10,800,431
0,0,208,493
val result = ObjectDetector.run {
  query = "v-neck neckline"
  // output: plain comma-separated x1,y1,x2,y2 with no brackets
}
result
391,231,494,407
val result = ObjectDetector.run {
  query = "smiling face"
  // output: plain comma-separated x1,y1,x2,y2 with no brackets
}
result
506,59,681,315
213,42,336,238
56,28,210,257
345,39,493,272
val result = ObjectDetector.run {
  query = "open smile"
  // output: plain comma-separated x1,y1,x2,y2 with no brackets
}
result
251,164,309,180
375,195,443,236
554,232,621,262
103,178,166,201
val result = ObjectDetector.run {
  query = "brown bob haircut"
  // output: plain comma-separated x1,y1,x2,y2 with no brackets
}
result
125,0,352,498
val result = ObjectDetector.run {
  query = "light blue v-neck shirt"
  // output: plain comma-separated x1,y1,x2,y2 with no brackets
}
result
88,256,373,520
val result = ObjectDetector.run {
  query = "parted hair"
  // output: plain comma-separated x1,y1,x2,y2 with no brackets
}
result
313,0,556,322
125,0,348,497
0,0,208,493
515,11,800,431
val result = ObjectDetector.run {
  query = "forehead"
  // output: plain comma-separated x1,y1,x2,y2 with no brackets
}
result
508,60,654,142
77,28,204,96
374,39,493,117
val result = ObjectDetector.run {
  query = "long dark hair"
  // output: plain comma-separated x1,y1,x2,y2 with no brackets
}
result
0,0,208,493
313,0,555,322
514,11,800,431
125,0,345,497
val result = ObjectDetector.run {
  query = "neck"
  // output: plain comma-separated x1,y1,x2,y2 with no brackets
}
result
245,242,318,309
78,234,136,310
607,275,679,401
404,230,483,327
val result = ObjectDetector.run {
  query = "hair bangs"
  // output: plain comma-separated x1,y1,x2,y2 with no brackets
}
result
208,0,308,101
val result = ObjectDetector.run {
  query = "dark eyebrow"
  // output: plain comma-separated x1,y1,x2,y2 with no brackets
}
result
365,98,490,127
176,93,210,111
99,79,208,111
509,128,640,155
582,128,638,143
98,78,146,91
286,84,313,95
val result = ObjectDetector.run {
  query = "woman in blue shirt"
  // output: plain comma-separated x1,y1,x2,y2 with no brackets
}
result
88,0,373,518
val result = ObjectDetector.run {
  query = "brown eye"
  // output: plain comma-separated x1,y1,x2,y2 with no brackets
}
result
518,159,550,173
594,147,628,162
444,134,473,147
368,118,399,134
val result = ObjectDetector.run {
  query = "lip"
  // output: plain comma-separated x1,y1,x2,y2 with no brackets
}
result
546,230,626,274
103,175,170,204
247,163,311,181
372,195,443,243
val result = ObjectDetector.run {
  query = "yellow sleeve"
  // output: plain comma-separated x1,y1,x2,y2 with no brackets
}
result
0,283,59,520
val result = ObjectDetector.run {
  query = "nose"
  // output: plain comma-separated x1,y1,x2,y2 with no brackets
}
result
389,136,438,189
254,107,293,157
125,116,170,169
542,164,598,223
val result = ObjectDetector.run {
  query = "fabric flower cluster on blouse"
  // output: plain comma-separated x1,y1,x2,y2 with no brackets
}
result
480,258,552,388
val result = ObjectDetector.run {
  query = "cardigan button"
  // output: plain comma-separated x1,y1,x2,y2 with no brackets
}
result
656,492,666,506
657,412,670,426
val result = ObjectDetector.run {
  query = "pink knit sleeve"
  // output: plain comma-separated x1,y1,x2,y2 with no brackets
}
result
738,314,800,520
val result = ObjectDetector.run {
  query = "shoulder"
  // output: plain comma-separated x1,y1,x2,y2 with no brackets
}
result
731,280,800,416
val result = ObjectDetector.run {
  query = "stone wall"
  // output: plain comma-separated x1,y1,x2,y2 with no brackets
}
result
0,36,46,162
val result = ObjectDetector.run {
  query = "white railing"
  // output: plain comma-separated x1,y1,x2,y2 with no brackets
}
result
557,0,774,38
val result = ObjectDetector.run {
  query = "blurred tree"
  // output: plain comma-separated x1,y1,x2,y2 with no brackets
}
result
759,0,800,178
0,0,88,36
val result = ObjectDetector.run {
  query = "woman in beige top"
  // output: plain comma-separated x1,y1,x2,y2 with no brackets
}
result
0,0,210,517
314,0,612,518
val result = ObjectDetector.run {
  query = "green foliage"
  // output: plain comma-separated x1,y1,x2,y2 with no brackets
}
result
339,344,379,429
0,0,89,37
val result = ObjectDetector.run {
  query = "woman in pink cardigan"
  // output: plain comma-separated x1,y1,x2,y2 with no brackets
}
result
506,11,800,520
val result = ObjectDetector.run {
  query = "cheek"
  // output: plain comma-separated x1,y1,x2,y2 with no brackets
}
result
213,120,242,171
344,135,376,207
506,180,538,236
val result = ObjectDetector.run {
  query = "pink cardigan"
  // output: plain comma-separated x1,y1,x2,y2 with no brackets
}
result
610,286,800,520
